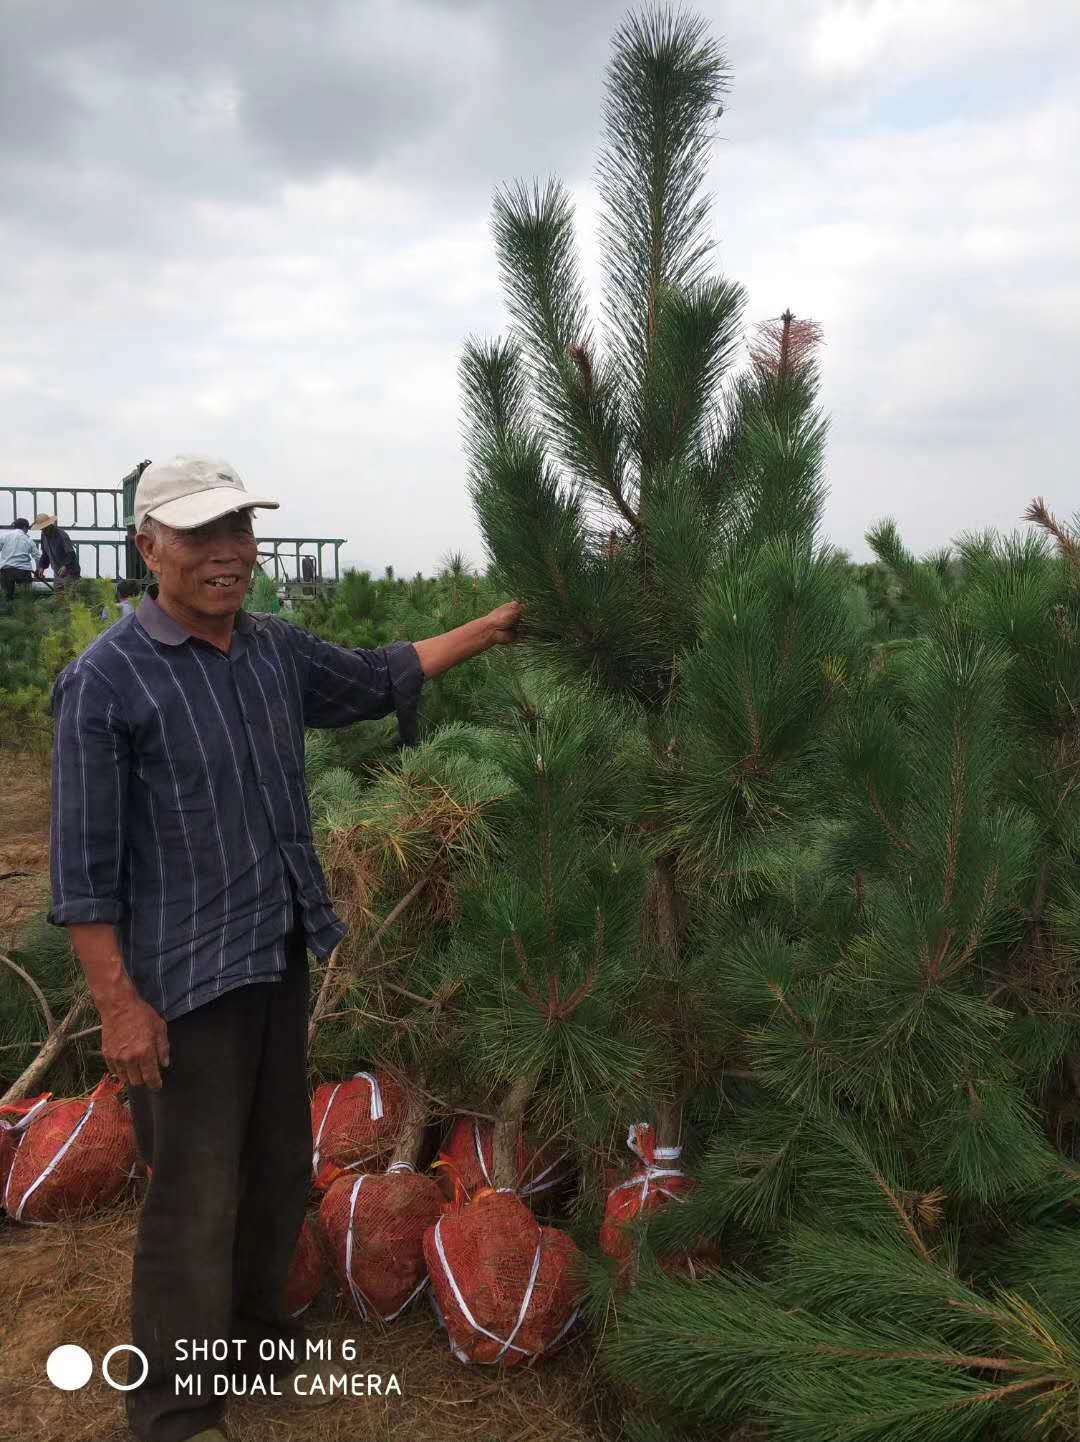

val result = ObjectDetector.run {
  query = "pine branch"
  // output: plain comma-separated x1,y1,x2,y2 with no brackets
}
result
867,519,950,615
1,989,93,1105
308,813,472,1046
492,179,637,529
734,312,829,547
872,1169,935,1267
940,718,966,910
0,949,56,1037
1024,496,1080,569
598,8,730,439
636,278,745,476
750,309,823,382
859,784,911,847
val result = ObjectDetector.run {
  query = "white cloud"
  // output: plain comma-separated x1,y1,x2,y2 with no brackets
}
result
806,0,1030,76
0,0,1077,577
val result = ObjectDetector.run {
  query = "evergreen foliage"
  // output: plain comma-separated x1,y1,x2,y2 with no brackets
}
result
603,517,1080,1439
460,8,841,1190
453,5,1080,1438
0,912,88,1094
7,9,1079,1441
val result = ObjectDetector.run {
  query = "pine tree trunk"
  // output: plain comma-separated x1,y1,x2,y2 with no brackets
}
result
388,1089,428,1170
650,853,685,1149
652,852,685,955
653,1098,682,1152
492,1072,538,1190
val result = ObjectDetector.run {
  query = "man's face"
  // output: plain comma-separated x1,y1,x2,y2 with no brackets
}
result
136,511,258,621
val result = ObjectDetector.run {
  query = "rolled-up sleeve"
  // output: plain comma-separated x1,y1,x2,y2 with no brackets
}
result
47,660,130,927
301,631,426,746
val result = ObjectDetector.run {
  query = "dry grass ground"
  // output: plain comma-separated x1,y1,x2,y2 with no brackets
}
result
0,750,617,1441
0,1193,610,1442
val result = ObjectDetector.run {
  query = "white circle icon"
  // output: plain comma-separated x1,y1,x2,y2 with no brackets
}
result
46,1345,93,1391
102,1344,149,1391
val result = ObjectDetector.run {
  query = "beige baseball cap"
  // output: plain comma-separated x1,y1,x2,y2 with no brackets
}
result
134,455,280,532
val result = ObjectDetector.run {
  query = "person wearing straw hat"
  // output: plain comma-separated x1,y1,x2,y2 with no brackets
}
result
32,511,81,589
46,454,523,1442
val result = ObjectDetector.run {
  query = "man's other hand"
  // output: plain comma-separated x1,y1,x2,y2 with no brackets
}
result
101,990,171,1090
484,600,524,647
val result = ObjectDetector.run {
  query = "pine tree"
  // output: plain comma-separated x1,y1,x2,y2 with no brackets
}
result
419,665,657,1188
462,5,841,1162
458,1,1080,1431
604,509,1080,1439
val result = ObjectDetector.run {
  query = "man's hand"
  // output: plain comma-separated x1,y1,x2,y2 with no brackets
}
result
100,988,171,1090
412,600,525,679
484,600,524,648
67,923,170,1089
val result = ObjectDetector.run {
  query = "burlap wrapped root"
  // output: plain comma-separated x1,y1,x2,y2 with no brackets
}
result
0,1094,53,1211
284,1213,325,1318
424,1188,583,1366
320,1162,445,1321
3,1076,136,1224
436,1116,573,1208
310,1069,405,1191
599,1122,718,1280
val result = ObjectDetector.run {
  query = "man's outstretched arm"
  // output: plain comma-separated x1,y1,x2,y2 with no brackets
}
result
411,601,523,678
299,600,525,740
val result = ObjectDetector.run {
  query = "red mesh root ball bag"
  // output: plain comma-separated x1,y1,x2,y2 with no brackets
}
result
599,1122,696,1270
424,1188,583,1366
4,1075,136,1225
435,1117,573,1207
283,1214,324,1318
0,1094,53,1209
311,1070,406,1190
320,1161,444,1321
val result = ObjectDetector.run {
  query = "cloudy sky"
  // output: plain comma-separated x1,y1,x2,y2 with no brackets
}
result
3,0,1077,577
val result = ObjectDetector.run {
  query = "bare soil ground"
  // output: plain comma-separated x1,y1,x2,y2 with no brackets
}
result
0,749,615,1442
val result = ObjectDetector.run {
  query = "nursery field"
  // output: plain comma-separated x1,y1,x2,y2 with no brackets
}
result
0,753,612,1442
4,9,1079,1442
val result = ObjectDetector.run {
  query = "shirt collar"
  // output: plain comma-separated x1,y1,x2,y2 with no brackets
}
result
135,593,259,647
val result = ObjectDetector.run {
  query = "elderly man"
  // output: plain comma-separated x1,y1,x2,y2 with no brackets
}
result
48,456,522,1442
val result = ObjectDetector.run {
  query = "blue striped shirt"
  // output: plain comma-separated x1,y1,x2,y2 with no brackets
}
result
47,596,426,1021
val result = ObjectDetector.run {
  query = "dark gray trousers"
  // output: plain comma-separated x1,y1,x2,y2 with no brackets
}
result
125,926,312,1442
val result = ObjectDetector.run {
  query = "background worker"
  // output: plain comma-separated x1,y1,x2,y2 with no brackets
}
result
116,578,138,616
0,517,40,601
32,512,81,589
100,578,140,623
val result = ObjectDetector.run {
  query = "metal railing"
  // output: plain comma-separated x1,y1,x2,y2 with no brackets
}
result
0,485,126,532
256,538,346,584
63,540,127,579
2,485,346,587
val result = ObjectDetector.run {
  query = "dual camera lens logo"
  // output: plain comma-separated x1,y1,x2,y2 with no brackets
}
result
46,1343,148,1392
